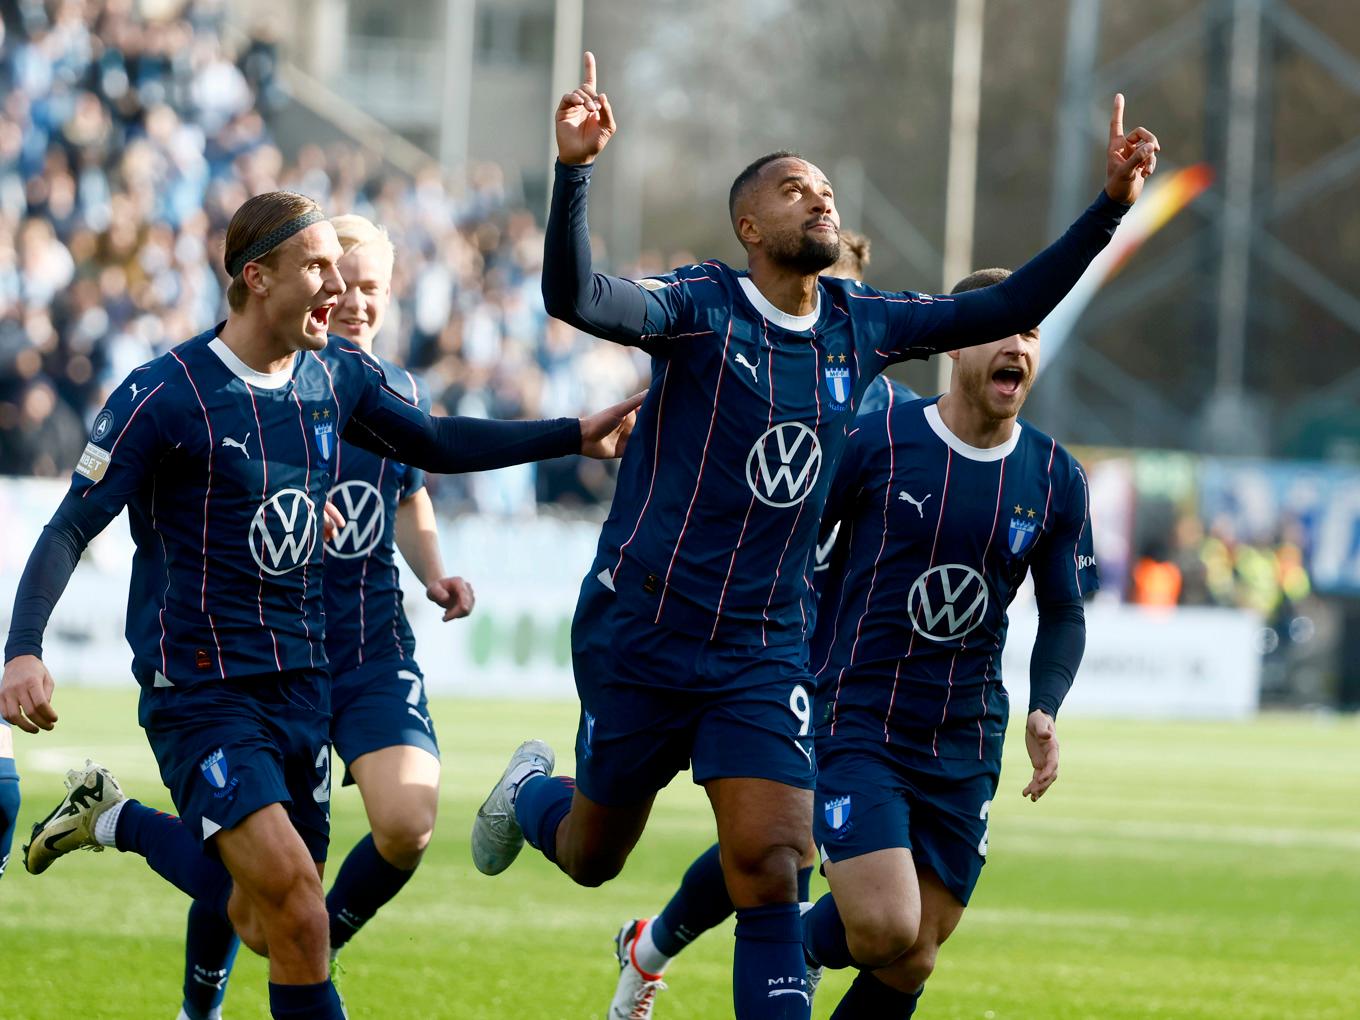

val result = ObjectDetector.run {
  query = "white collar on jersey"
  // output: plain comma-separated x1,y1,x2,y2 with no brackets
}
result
209,337,297,390
924,402,1022,462
738,276,821,333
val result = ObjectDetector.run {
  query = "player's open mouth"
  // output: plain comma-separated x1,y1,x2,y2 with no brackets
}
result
309,304,333,330
992,366,1024,396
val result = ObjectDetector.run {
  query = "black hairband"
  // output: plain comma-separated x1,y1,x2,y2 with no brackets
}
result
225,209,325,278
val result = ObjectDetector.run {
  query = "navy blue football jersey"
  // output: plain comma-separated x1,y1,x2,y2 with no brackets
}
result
811,397,1097,761
321,356,429,672
67,329,445,687
595,263,985,647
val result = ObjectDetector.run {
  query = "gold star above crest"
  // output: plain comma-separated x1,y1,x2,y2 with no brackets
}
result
837,353,847,363
1013,504,1022,515
1027,508,1037,518
312,409,320,421
323,408,331,419
825,353,834,363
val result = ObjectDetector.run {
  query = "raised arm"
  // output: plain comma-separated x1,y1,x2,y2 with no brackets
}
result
877,94,1159,360
542,52,690,349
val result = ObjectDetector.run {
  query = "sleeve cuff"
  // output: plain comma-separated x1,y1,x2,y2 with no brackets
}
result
554,160,595,182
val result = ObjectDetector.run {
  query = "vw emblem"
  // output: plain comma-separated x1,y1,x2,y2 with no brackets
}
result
248,487,318,576
907,563,989,642
745,422,822,508
325,479,385,559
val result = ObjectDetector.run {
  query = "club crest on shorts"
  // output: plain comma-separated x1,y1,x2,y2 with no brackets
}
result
823,352,851,412
199,748,229,790
1008,506,1039,556
824,795,852,833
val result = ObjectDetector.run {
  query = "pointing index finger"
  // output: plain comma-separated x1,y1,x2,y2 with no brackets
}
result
583,50,597,92
1110,93,1125,145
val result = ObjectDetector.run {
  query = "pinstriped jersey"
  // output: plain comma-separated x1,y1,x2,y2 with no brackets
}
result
321,356,428,673
593,261,963,648
68,327,424,687
812,397,1097,761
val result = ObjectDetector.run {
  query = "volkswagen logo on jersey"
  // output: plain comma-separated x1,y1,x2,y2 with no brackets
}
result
248,487,318,576
907,563,990,642
745,422,823,508
325,479,385,559
824,795,851,833
823,352,851,411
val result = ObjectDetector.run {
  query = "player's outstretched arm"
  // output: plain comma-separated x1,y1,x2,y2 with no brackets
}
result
343,367,643,473
880,95,1159,359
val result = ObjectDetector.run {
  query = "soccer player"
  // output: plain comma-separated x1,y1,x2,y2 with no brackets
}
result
174,213,476,1020
0,720,17,882
798,265,1090,1018
2,190,637,1020
612,267,1083,1019
605,230,919,1019
471,52,1155,1020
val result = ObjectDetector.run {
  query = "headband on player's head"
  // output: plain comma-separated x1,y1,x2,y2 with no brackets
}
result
225,209,326,278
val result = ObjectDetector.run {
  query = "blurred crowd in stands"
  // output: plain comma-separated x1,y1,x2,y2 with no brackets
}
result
0,0,648,512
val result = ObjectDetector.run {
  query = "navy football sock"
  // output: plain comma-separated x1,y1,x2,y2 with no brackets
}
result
326,832,415,951
829,971,924,1019
652,842,732,957
115,800,232,920
514,774,574,865
0,757,19,880
182,898,239,1020
734,903,810,1020
797,864,813,903
802,893,854,969
267,981,346,1019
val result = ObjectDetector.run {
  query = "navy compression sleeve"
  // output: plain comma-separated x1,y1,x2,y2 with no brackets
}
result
1028,598,1087,719
904,192,1128,357
5,492,116,661
541,161,657,345
342,386,581,474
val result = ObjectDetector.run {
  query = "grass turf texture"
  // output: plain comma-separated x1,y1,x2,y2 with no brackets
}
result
0,691,1357,1019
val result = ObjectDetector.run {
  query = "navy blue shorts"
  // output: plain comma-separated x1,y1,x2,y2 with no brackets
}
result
330,657,440,786
138,670,333,863
813,740,1000,906
570,576,816,807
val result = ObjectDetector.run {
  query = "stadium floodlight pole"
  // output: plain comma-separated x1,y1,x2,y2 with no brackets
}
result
547,0,586,217
939,0,986,396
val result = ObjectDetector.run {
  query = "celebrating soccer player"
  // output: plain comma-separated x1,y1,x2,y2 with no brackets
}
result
614,267,1088,1019
471,51,1155,1020
2,191,638,1020
173,213,477,1020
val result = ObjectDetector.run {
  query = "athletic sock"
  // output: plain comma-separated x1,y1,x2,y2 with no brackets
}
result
113,800,232,920
182,899,239,1020
652,842,732,958
513,773,574,864
267,981,346,1020
829,971,924,1019
326,832,415,951
733,903,811,1020
802,893,854,970
0,757,19,878
629,917,670,976
797,864,813,903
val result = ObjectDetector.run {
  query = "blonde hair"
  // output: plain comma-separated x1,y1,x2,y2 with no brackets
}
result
330,214,395,270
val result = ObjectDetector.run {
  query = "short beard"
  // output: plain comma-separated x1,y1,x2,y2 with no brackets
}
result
767,230,841,275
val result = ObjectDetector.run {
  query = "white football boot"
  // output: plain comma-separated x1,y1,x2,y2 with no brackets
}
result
609,918,668,1019
24,759,125,875
470,739,555,876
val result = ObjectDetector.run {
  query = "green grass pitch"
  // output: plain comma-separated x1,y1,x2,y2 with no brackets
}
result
1,690,1357,1019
